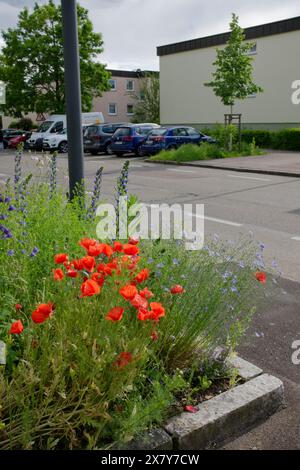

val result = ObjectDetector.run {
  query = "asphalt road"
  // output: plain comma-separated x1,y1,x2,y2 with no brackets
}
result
1,149,300,448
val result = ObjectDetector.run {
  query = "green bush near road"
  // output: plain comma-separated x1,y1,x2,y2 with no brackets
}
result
201,126,300,151
241,130,273,148
271,128,300,151
149,142,264,163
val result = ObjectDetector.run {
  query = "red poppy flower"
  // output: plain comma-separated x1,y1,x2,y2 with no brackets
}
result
53,268,64,281
123,244,139,256
79,238,96,251
72,259,84,271
15,303,23,311
137,308,152,321
255,272,267,284
97,263,113,276
140,287,154,299
130,294,148,310
151,330,159,341
54,253,68,264
88,243,105,257
170,285,185,294
80,256,96,272
114,352,133,369
9,320,24,334
80,279,101,298
106,306,124,322
184,405,198,413
102,244,114,258
134,268,150,284
113,241,123,252
149,302,165,320
91,272,105,286
128,237,139,245
66,269,78,278
32,303,54,324
119,284,138,300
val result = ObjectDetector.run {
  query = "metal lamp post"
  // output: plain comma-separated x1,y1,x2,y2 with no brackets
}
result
61,0,84,199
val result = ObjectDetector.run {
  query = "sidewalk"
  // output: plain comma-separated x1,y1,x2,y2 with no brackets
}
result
147,151,300,177
223,277,300,450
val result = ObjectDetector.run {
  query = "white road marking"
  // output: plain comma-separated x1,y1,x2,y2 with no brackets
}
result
291,236,300,241
228,174,271,182
187,212,243,227
167,168,194,174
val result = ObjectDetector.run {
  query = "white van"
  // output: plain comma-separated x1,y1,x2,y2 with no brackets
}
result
28,112,104,150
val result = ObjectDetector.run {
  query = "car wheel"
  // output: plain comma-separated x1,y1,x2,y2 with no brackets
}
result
58,141,68,153
115,152,124,157
136,145,144,157
90,150,99,155
106,143,114,155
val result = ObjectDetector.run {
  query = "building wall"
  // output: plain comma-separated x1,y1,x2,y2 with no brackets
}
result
159,30,300,129
93,74,140,123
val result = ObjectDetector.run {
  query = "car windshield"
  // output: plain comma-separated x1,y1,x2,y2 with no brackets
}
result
135,127,153,135
37,121,54,133
113,127,131,137
148,129,167,136
85,126,99,137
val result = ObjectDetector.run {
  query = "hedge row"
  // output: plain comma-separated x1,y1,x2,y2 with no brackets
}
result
241,128,300,151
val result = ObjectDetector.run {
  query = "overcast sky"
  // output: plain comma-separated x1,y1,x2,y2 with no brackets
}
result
0,0,299,71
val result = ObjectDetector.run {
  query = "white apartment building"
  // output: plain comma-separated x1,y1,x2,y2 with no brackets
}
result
157,16,300,130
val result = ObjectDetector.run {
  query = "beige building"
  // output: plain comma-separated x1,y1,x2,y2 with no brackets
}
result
93,69,143,123
158,16,300,130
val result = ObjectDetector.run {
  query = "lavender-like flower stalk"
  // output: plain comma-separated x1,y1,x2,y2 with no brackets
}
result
115,161,130,236
88,166,103,220
14,143,23,197
49,151,57,198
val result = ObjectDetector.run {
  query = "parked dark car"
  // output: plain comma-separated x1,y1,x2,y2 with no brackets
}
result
2,129,26,149
84,123,129,155
108,124,160,156
140,126,216,155
8,131,32,149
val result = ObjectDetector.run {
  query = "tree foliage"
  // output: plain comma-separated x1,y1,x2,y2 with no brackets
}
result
0,0,110,117
131,72,160,124
205,13,263,112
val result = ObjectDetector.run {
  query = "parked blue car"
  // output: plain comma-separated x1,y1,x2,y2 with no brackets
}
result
107,124,160,156
140,126,216,155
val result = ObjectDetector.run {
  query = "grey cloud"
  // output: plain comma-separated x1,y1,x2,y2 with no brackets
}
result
0,0,299,70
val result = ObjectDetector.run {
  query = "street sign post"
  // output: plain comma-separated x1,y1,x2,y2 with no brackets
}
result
61,0,84,200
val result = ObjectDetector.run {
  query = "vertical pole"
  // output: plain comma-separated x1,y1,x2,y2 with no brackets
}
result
61,0,84,199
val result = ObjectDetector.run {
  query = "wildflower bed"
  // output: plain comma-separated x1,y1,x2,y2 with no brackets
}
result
0,150,273,449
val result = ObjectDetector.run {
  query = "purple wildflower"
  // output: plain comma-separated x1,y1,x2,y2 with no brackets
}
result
29,247,39,257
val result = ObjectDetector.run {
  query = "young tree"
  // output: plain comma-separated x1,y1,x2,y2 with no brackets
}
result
205,13,263,114
131,72,160,124
0,0,110,117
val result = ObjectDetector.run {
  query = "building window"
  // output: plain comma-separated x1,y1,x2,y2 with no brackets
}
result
246,43,257,55
126,80,135,91
108,103,117,115
108,79,117,91
127,104,134,115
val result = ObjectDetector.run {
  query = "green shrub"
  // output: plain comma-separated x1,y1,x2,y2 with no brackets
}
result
8,117,34,131
271,128,300,151
241,129,272,148
149,142,264,163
